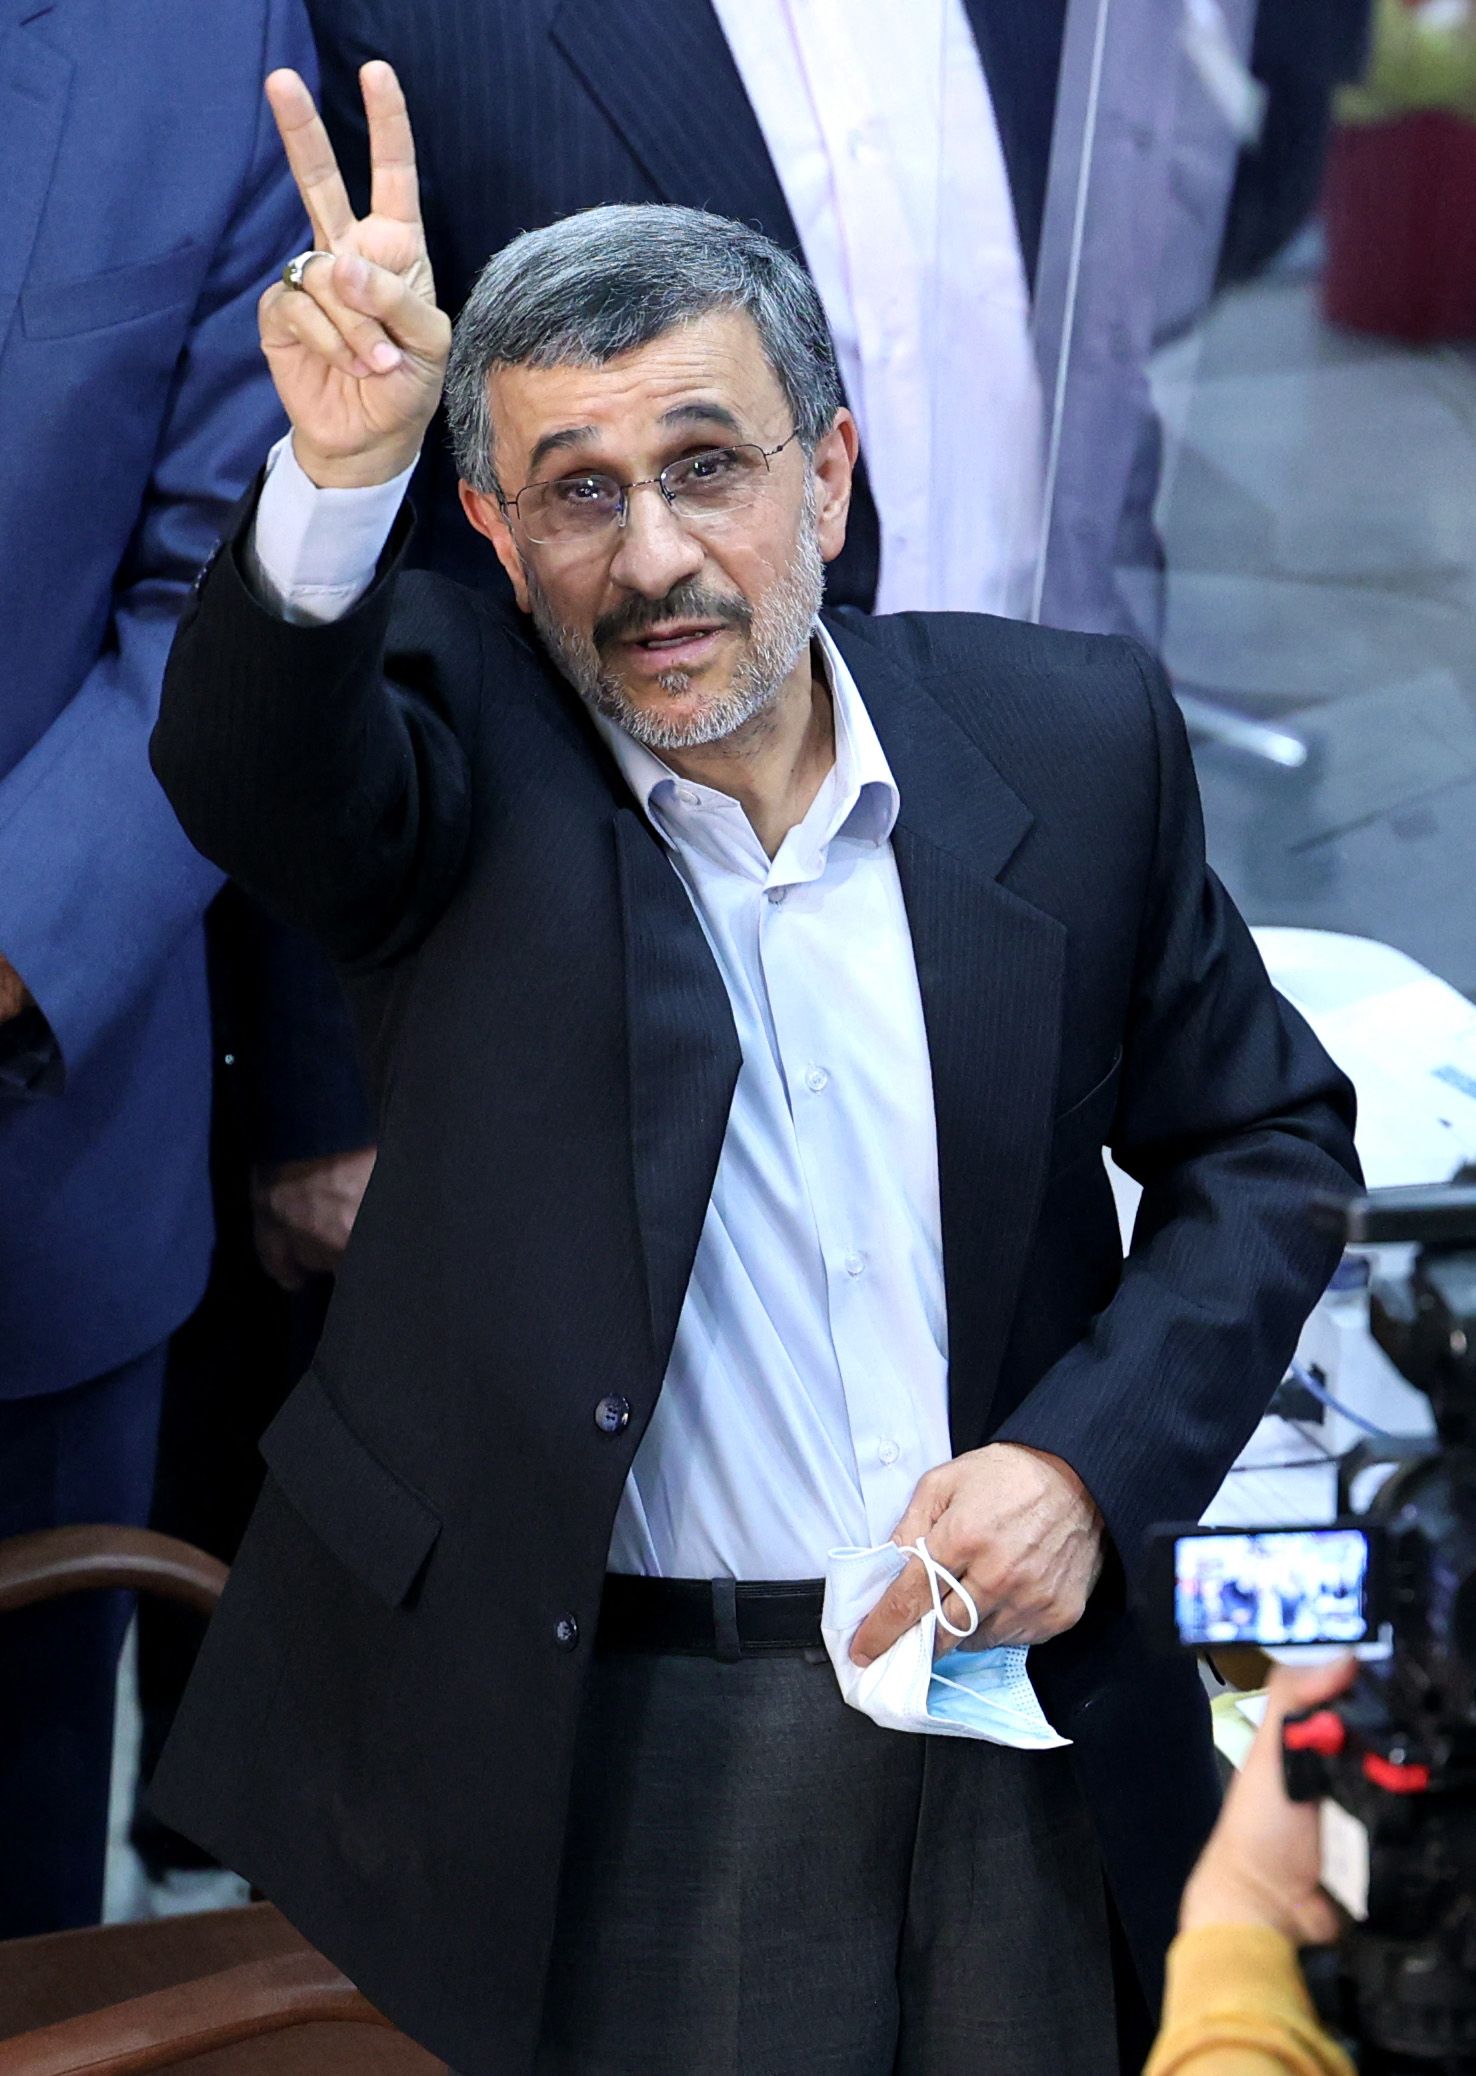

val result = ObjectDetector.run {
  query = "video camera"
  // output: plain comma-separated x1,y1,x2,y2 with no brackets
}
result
1151,1170,1476,2074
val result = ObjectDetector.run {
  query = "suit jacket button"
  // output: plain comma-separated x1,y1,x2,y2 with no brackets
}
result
594,1395,632,1435
555,1615,580,1652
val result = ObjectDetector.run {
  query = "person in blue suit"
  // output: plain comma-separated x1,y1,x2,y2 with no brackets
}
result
0,0,319,1936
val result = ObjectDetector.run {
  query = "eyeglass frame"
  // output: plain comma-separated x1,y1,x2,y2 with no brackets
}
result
497,428,804,546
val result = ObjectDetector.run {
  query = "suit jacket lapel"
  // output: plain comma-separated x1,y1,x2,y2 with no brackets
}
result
826,616,1067,1453
613,807,741,1373
0,2,70,360
549,0,804,256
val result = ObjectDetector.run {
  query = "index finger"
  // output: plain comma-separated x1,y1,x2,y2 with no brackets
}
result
850,1552,932,1667
265,68,356,250
361,60,421,226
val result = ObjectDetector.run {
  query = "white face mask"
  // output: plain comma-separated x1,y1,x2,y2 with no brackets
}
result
820,1537,1070,1750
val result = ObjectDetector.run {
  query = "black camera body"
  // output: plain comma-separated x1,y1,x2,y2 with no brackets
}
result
1154,1173,1476,2073
1292,1180,1476,2074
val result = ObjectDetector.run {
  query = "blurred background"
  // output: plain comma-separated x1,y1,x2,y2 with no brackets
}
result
1148,1,1476,998
1040,0,1476,998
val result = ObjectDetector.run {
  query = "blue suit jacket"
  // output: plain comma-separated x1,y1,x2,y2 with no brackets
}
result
0,0,313,1396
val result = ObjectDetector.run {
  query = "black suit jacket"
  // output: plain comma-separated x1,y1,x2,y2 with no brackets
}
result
303,0,1068,603
207,892,373,1172
148,499,1358,2076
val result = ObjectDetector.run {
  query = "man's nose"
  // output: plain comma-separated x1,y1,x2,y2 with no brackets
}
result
606,482,707,599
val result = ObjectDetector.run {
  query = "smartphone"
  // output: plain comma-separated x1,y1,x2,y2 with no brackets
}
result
1146,1522,1386,1649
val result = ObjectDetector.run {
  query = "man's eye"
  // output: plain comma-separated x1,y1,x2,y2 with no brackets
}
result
552,476,616,506
683,449,738,482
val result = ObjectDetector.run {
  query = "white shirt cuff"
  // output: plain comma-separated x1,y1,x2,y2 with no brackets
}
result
246,434,418,625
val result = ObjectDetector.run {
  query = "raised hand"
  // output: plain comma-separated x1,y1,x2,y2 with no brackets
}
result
259,62,451,488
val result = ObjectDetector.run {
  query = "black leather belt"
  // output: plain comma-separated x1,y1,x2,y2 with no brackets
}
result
598,1574,825,1660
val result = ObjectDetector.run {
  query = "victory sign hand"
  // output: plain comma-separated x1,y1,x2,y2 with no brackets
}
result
260,62,451,488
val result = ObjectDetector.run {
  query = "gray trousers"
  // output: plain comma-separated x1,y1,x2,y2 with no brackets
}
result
528,1646,1118,2076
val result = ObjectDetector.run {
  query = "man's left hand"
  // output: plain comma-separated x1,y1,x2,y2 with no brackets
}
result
252,1145,377,1290
850,1442,1106,1664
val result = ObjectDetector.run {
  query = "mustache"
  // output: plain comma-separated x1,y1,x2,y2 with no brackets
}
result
594,582,753,650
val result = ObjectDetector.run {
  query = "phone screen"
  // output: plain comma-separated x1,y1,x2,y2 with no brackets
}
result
1173,1527,1374,1647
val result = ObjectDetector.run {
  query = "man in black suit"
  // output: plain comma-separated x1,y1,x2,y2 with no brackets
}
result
149,64,1359,2076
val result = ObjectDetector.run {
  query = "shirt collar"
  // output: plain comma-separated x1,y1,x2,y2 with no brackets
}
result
589,621,901,853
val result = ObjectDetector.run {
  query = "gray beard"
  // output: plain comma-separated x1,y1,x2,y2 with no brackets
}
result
525,504,826,753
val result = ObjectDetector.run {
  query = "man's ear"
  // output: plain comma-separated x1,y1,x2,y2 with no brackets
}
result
812,410,859,567
459,481,531,611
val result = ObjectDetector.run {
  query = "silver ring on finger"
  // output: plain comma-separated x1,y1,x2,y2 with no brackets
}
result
281,249,334,293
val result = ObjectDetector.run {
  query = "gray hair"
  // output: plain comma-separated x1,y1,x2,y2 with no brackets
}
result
444,203,843,497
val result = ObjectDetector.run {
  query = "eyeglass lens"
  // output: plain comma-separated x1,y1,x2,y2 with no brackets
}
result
516,444,773,546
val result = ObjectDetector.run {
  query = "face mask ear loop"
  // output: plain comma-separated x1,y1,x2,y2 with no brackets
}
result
908,1534,979,1641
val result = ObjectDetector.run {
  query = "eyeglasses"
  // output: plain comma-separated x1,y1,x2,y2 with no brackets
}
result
500,431,801,548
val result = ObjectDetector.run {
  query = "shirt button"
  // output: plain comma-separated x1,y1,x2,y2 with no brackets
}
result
878,1440,900,1467
766,886,788,905
554,1614,580,1652
677,786,701,807
594,1394,631,1435
844,1253,865,1278
804,1066,829,1093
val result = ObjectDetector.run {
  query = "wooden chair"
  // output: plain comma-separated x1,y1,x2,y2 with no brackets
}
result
0,1527,444,2075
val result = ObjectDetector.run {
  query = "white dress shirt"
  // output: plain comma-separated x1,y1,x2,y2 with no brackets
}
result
710,0,1044,617
252,441,952,1579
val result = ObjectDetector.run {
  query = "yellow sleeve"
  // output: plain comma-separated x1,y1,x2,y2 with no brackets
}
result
1143,1925,1357,2076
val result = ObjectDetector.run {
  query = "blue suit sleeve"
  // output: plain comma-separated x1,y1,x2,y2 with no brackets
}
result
0,0,317,1090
